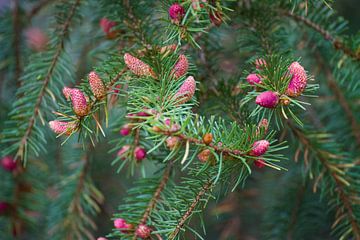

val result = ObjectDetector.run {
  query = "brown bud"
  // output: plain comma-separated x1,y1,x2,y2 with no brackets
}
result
202,133,213,145
152,126,162,132
166,136,180,149
280,98,291,106
197,149,211,163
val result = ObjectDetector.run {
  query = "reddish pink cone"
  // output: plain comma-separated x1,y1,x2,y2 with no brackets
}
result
164,118,171,126
70,89,89,117
25,27,48,51
286,62,307,97
246,73,261,85
254,159,265,168
166,136,180,149
49,121,75,135
1,156,17,172
114,218,133,233
250,140,270,157
169,3,185,23
62,87,73,100
97,238,108,240
171,54,189,79
255,91,279,108
135,224,152,239
117,145,130,160
88,71,106,99
124,53,156,78
255,58,266,69
0,202,11,215
113,84,122,94
175,76,196,104
134,147,146,161
120,124,131,136
100,18,117,39
209,11,223,26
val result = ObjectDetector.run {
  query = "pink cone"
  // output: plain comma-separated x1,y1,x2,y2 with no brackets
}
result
97,238,108,240
254,159,265,168
0,202,11,215
135,224,152,239
250,140,270,157
25,27,48,51
286,62,307,97
88,71,106,99
114,218,133,233
246,73,261,85
120,124,131,136
169,3,185,23
124,53,156,78
49,121,75,135
134,147,146,161
209,11,223,26
70,89,89,117
100,18,117,39
175,76,196,104
117,145,130,160
171,54,188,79
1,156,17,172
255,91,279,108
62,87,73,100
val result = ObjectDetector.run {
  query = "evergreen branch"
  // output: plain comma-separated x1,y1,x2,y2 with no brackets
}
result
130,165,172,240
27,0,54,19
12,0,21,85
288,123,360,239
173,133,246,157
283,11,360,61
139,165,170,225
48,144,103,240
15,0,81,161
286,185,305,239
169,180,213,240
108,67,128,91
323,62,360,147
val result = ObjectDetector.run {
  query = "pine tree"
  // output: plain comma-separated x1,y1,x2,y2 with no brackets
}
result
0,0,359,239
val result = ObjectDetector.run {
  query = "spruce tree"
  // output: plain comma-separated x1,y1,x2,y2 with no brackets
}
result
0,0,359,239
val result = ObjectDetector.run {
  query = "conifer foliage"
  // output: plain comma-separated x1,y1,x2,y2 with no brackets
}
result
0,0,359,239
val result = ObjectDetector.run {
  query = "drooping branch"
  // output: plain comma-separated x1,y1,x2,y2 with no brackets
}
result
288,123,360,239
283,11,360,61
313,51,360,147
16,0,81,161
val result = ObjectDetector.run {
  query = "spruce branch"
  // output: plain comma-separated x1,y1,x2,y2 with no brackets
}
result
316,53,360,147
1,0,83,163
48,144,104,240
130,165,172,240
283,10,360,61
169,180,213,240
27,0,54,19
288,122,360,239
139,165,171,225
